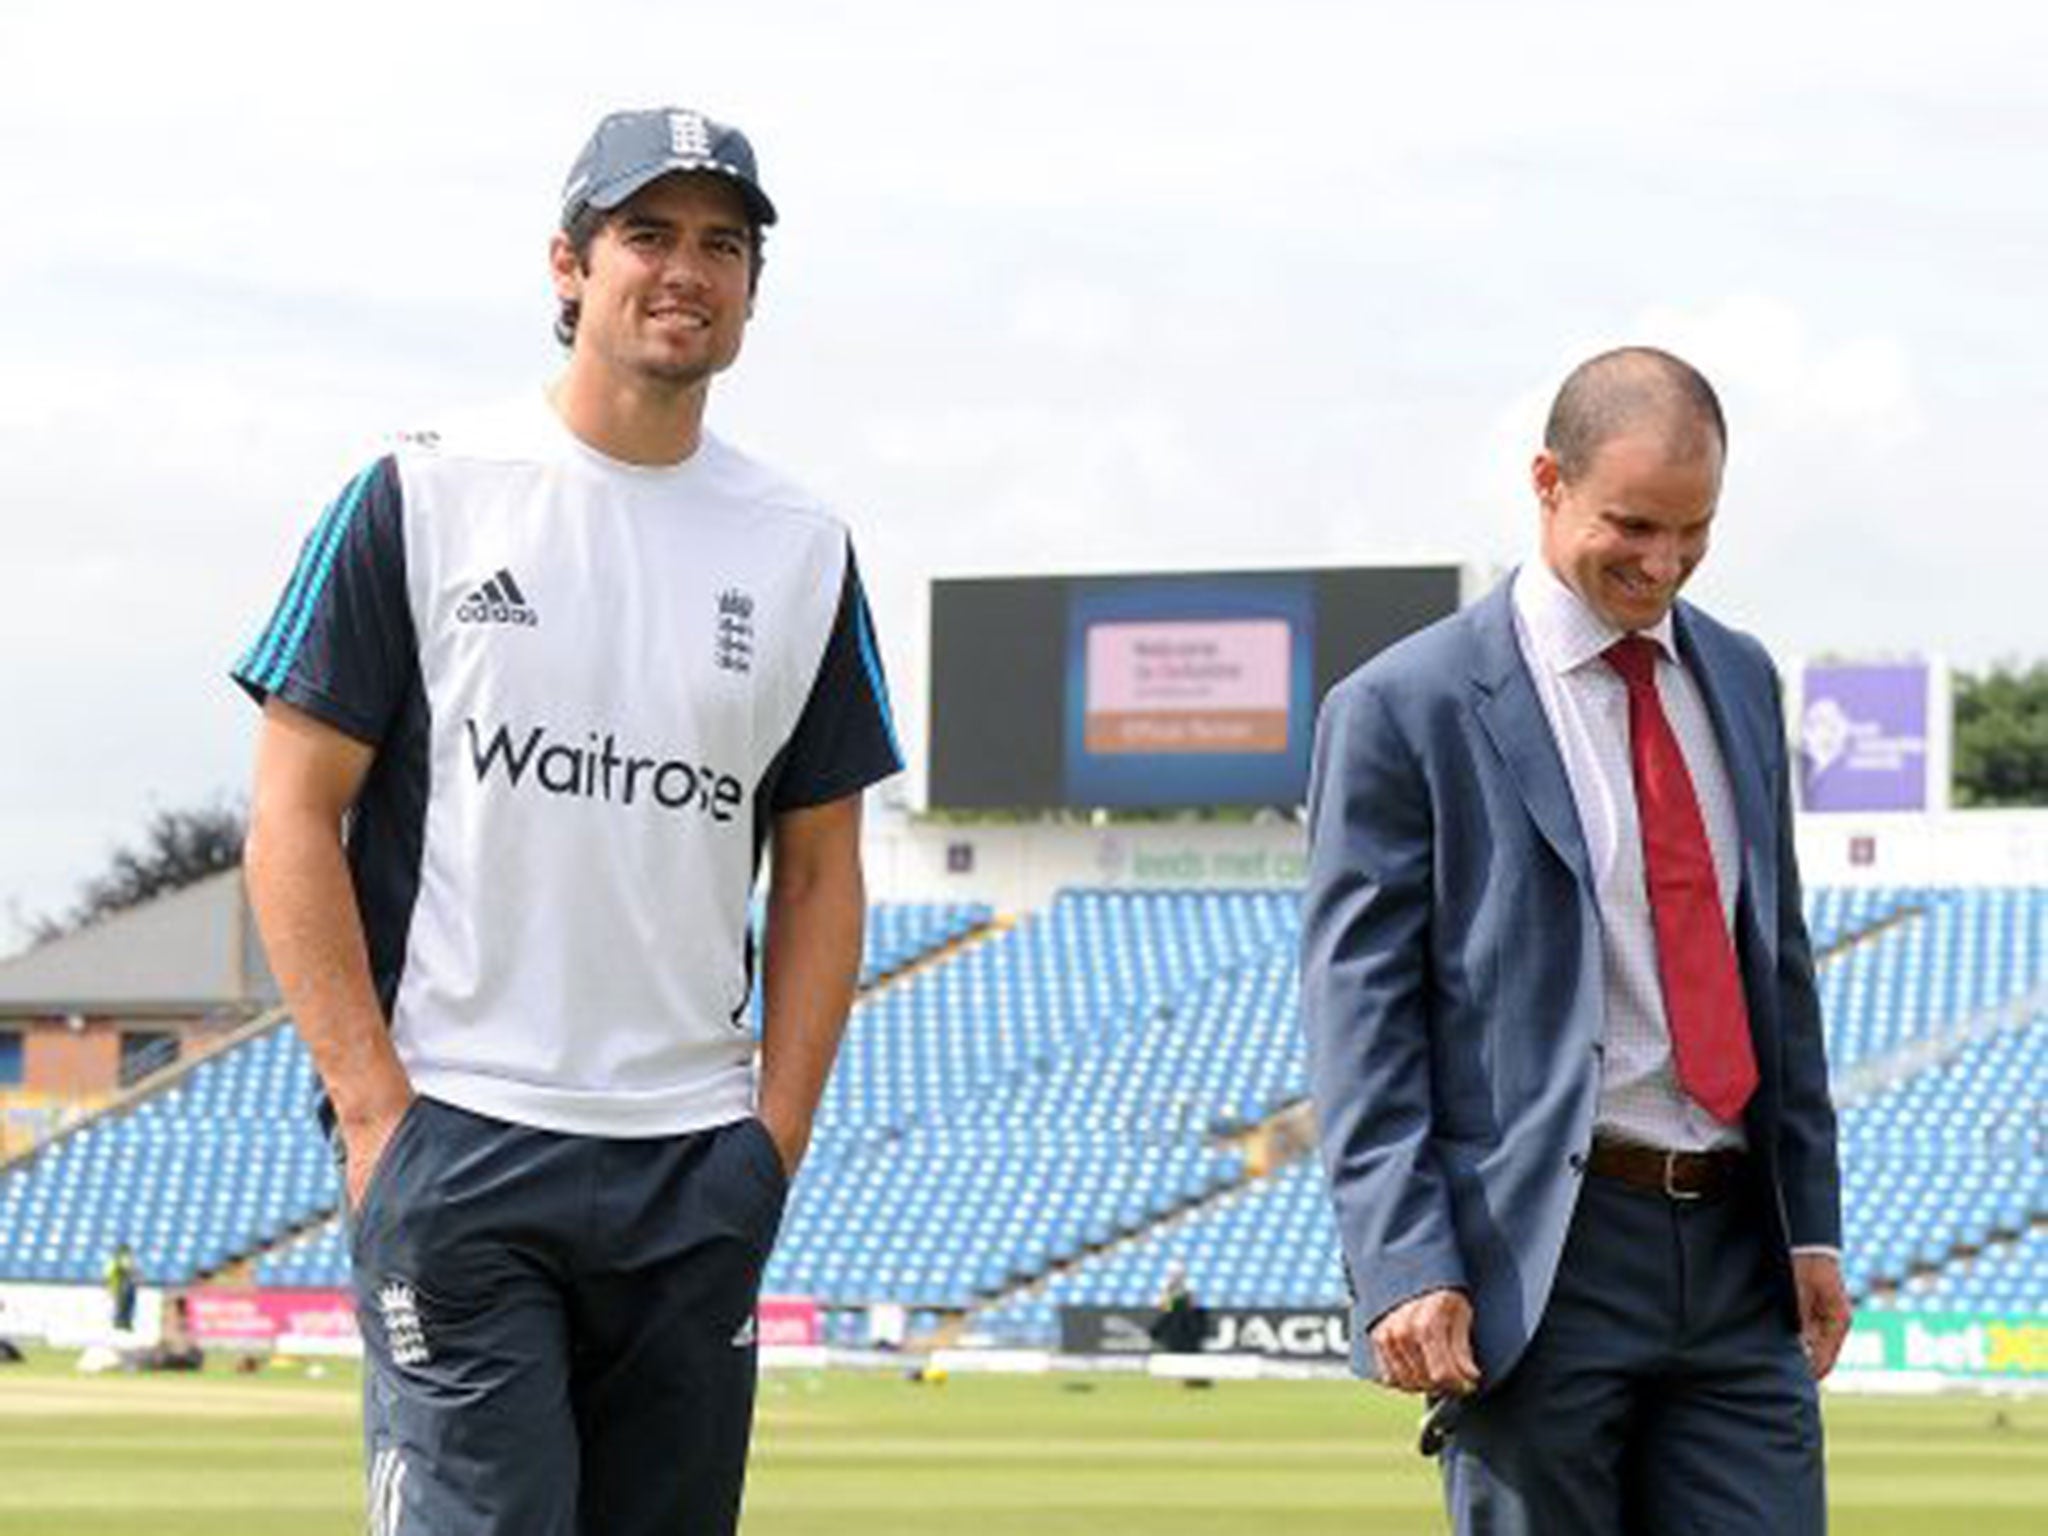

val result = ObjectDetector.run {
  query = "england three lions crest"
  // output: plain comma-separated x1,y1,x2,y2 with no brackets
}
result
715,589,755,674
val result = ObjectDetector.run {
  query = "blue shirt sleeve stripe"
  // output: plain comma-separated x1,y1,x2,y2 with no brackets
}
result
235,475,361,681
255,463,379,692
853,585,904,769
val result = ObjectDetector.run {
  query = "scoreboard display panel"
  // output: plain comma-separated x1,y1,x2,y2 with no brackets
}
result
929,565,1462,810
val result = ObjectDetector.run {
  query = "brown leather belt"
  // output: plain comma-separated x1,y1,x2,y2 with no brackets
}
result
1586,1138,1745,1202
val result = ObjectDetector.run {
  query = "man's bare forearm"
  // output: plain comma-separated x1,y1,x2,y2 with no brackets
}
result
755,802,866,1174
245,803,411,1134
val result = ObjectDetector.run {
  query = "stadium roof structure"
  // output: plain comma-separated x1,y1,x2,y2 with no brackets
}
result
0,870,277,1019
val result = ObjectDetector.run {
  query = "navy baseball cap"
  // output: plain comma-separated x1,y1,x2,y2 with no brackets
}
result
561,107,778,228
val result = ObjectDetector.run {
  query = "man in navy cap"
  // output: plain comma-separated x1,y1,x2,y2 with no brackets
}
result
237,106,901,1535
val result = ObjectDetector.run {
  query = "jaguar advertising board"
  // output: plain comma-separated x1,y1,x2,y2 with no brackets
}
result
1060,1304,1350,1361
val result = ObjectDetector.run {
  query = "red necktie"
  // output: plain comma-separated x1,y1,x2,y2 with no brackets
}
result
1605,636,1758,1124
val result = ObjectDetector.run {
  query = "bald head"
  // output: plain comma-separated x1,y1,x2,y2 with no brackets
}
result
1543,347,1726,482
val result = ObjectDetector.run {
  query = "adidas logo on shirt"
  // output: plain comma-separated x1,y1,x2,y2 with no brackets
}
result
456,568,539,627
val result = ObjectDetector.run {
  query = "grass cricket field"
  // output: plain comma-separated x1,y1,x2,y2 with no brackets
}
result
0,1350,2039,1534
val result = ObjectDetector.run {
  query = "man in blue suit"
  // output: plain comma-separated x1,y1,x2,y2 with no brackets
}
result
1302,347,1850,1533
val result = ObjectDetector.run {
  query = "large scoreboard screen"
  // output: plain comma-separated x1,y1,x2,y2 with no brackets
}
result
929,565,1462,810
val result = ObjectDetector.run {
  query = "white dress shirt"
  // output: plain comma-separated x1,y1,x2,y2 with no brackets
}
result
1510,561,1746,1153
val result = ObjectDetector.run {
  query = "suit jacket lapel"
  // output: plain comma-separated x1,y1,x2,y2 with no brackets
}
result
1467,583,1594,891
1673,606,1773,902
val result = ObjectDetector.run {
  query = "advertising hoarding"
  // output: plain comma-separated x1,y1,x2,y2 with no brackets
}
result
1059,1304,1350,1361
1800,662,1933,812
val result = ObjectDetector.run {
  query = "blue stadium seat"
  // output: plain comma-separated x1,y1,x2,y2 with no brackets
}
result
4,887,2042,1341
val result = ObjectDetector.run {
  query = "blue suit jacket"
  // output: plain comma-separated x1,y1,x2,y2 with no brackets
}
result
1300,579,1842,1386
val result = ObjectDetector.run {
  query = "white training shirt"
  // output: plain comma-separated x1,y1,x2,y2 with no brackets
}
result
235,393,902,1136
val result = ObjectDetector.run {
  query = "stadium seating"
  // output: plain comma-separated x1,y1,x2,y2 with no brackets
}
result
254,1215,349,1289
857,900,993,987
1836,1018,2044,1298
1871,1228,2046,1313
0,902,998,1289
0,1026,328,1284
1803,885,1932,955
975,1159,1346,1346
763,889,1300,1308
1818,887,2048,1069
963,886,2045,1342
4,886,2042,1347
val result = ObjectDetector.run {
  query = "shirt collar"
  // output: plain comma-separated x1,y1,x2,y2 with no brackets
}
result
1511,558,1678,677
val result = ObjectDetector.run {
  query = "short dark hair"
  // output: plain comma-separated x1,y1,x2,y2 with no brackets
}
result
1543,346,1727,480
553,204,767,349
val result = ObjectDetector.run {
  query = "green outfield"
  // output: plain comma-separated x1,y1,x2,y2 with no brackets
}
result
0,1351,2039,1534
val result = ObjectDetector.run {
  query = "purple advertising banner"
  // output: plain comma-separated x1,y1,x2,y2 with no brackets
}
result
1799,663,1930,812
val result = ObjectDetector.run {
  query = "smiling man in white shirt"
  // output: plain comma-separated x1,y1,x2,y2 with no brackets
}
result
237,105,901,1536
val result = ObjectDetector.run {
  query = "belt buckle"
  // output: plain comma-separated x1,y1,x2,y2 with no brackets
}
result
1662,1149,1704,1202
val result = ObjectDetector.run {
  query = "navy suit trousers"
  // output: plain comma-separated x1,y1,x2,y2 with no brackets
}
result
1442,1172,1824,1535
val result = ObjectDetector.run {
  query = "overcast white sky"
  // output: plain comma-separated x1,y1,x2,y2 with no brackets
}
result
2,0,2043,947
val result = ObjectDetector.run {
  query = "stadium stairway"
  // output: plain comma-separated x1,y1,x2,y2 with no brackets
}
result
1805,886,1934,957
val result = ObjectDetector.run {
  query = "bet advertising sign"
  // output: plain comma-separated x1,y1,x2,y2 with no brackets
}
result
1799,662,1932,812
1837,1311,2047,1379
